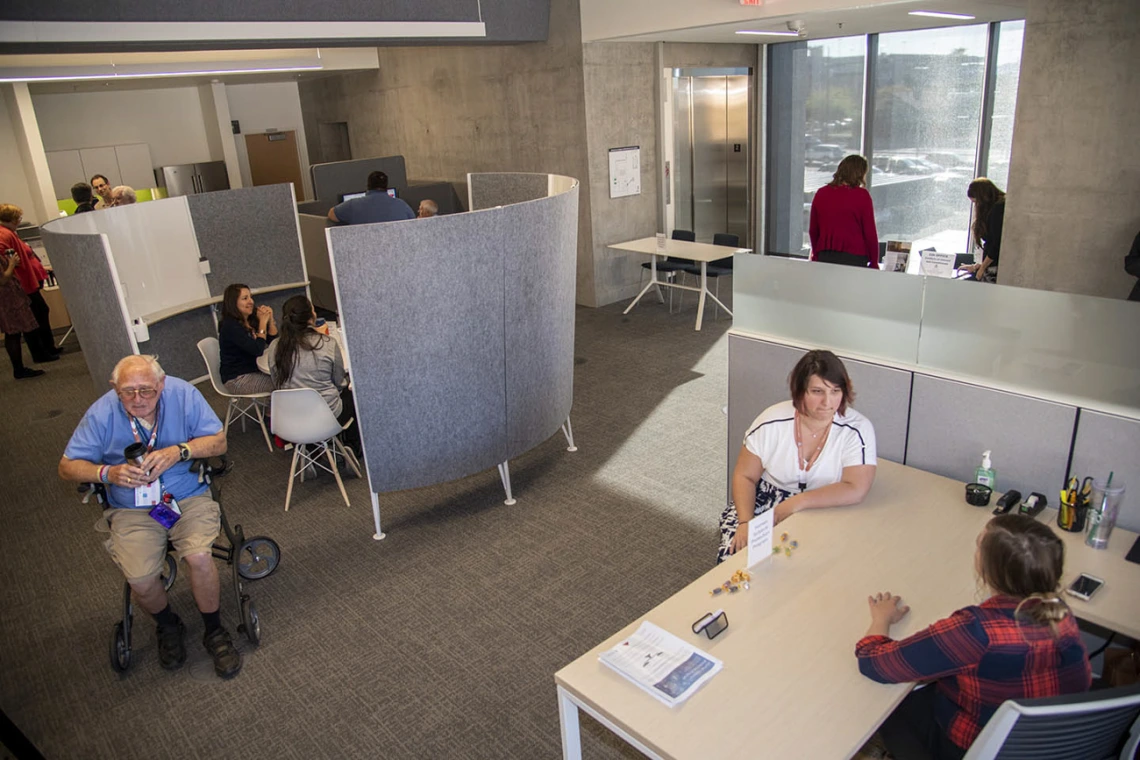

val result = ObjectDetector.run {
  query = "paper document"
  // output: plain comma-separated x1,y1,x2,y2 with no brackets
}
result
599,621,723,707
747,509,775,568
920,251,956,278
883,241,911,273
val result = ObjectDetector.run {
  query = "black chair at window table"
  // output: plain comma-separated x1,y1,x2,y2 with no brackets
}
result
639,229,695,312
679,232,738,319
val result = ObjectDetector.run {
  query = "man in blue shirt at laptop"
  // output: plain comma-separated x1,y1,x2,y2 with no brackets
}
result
328,170,415,225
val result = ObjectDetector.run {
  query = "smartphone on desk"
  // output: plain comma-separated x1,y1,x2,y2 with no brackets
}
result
1065,573,1104,601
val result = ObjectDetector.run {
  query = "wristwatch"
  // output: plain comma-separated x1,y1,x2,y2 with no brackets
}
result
178,443,192,462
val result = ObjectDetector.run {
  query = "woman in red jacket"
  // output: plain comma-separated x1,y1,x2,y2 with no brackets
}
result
0,204,59,362
809,155,880,269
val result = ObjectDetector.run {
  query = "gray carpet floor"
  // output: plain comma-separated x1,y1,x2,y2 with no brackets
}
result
0,293,735,759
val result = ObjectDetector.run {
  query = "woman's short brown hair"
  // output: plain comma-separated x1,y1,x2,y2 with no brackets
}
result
0,204,23,225
829,155,868,188
788,350,854,415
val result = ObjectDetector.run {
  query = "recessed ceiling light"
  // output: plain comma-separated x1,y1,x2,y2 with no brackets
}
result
735,30,802,37
908,10,976,20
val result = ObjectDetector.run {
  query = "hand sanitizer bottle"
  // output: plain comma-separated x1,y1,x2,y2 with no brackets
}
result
975,450,996,489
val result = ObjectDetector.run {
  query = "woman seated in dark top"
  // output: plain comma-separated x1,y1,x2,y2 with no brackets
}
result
218,283,276,395
959,178,1005,283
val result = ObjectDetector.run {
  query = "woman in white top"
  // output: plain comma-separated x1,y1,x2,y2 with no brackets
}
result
718,349,877,563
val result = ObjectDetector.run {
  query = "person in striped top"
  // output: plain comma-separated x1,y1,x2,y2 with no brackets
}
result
855,514,1091,759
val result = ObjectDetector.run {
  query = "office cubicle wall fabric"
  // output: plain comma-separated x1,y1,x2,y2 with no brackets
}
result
311,156,408,205
907,375,1075,498
298,214,335,312
146,308,219,383
726,335,911,500
187,184,306,296
328,177,578,494
1069,410,1140,533
468,173,551,210
39,230,135,395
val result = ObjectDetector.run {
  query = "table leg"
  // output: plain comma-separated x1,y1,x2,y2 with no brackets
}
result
623,278,658,315
651,255,665,304
695,262,708,331
558,686,583,760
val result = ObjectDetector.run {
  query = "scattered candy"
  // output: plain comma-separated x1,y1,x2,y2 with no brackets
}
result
784,546,792,557
790,540,799,549
780,532,789,543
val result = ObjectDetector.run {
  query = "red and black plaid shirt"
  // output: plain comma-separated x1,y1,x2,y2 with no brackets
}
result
855,595,1091,750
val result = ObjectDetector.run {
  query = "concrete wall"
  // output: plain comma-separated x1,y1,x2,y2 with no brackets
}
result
225,82,313,201
298,0,594,303
0,90,40,223
1001,0,1140,299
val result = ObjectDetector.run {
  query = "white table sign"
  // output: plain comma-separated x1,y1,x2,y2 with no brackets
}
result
746,509,775,568
920,250,956,278
608,146,641,198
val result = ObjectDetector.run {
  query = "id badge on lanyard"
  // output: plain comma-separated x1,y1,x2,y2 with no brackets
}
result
130,406,164,508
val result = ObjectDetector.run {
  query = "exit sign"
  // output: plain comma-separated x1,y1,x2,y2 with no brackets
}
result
740,0,763,5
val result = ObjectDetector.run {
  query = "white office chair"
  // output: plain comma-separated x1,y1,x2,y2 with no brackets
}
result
197,337,272,452
963,682,1140,760
270,388,362,512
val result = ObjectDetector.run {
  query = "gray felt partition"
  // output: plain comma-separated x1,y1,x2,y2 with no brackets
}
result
1069,410,1140,533
726,335,912,500
146,307,219,383
468,172,551,210
39,229,135,395
311,156,408,206
187,184,306,296
329,175,578,496
906,375,1076,497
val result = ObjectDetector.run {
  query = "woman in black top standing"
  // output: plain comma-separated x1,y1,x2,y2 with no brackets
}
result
960,178,1005,283
218,283,276,395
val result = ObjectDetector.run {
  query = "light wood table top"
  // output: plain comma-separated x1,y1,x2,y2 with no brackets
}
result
555,459,1139,760
610,236,751,263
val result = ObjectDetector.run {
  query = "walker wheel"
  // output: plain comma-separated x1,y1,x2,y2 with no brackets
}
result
110,622,131,673
240,599,261,646
161,553,178,591
237,536,280,580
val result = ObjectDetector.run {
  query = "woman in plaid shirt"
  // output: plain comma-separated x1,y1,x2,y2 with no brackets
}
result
855,514,1092,759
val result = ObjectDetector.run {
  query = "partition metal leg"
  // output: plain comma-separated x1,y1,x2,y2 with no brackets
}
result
497,461,517,505
370,492,386,541
558,685,583,760
695,263,709,331
561,416,578,452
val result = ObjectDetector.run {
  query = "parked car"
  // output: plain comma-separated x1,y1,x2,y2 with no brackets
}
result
805,143,846,166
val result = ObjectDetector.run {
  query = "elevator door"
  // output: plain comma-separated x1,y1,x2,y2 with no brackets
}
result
672,70,750,245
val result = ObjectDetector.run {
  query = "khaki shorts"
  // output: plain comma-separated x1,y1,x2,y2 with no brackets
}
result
103,494,220,583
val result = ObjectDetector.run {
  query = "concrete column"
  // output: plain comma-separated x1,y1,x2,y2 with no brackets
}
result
2,83,57,225
198,82,243,190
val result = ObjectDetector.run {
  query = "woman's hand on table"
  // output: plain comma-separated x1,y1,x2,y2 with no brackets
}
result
728,520,750,554
865,591,910,637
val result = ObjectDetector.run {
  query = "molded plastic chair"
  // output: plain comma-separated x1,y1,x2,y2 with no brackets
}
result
270,388,362,512
962,682,1140,760
197,337,272,452
640,229,696,312
679,232,739,318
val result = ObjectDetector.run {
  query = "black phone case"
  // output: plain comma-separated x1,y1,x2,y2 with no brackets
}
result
1126,535,1140,565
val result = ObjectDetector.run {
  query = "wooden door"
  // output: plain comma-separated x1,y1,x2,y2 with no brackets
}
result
245,131,304,194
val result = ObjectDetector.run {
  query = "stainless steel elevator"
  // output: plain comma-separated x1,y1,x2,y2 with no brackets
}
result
671,68,751,244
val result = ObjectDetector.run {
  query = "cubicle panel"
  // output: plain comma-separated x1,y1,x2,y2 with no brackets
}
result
920,277,1140,413
329,217,507,493
907,375,1075,497
39,230,136,395
503,186,579,456
841,358,911,465
145,307,218,384
468,173,551,210
1069,410,1140,533
732,255,925,367
188,184,305,296
311,156,408,205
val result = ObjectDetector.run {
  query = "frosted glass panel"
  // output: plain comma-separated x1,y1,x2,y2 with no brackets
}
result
919,277,1140,412
733,255,924,364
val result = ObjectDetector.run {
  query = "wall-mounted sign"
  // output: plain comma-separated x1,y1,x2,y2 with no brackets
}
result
608,146,640,199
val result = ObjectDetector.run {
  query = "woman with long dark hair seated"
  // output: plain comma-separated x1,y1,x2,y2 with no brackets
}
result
218,283,276,395
958,178,1005,283
263,295,360,456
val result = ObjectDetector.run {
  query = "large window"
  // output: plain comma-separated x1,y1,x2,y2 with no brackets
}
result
766,20,1024,259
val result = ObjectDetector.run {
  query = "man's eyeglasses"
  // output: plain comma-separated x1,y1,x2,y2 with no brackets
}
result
117,387,158,400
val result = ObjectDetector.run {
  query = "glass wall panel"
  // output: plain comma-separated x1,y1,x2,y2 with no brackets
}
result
870,25,988,254
985,20,1025,191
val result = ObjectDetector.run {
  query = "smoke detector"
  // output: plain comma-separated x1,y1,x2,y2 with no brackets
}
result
786,19,807,36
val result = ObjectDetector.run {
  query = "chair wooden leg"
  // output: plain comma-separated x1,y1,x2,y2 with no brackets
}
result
284,447,300,512
326,444,350,507
335,438,362,478
224,400,235,437
253,400,272,452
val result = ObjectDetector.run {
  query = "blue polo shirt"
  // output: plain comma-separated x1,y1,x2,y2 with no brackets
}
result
64,377,223,509
331,189,416,225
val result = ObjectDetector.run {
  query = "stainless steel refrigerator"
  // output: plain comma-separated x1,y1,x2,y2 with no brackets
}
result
154,161,230,196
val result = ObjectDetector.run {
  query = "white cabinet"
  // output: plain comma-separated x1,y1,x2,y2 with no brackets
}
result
45,143,154,201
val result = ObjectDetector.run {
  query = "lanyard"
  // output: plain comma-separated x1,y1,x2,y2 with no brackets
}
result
793,412,831,493
128,401,165,492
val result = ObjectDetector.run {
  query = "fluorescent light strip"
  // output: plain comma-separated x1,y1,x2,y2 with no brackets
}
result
0,20,486,44
0,65,324,84
735,30,801,37
908,11,976,20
